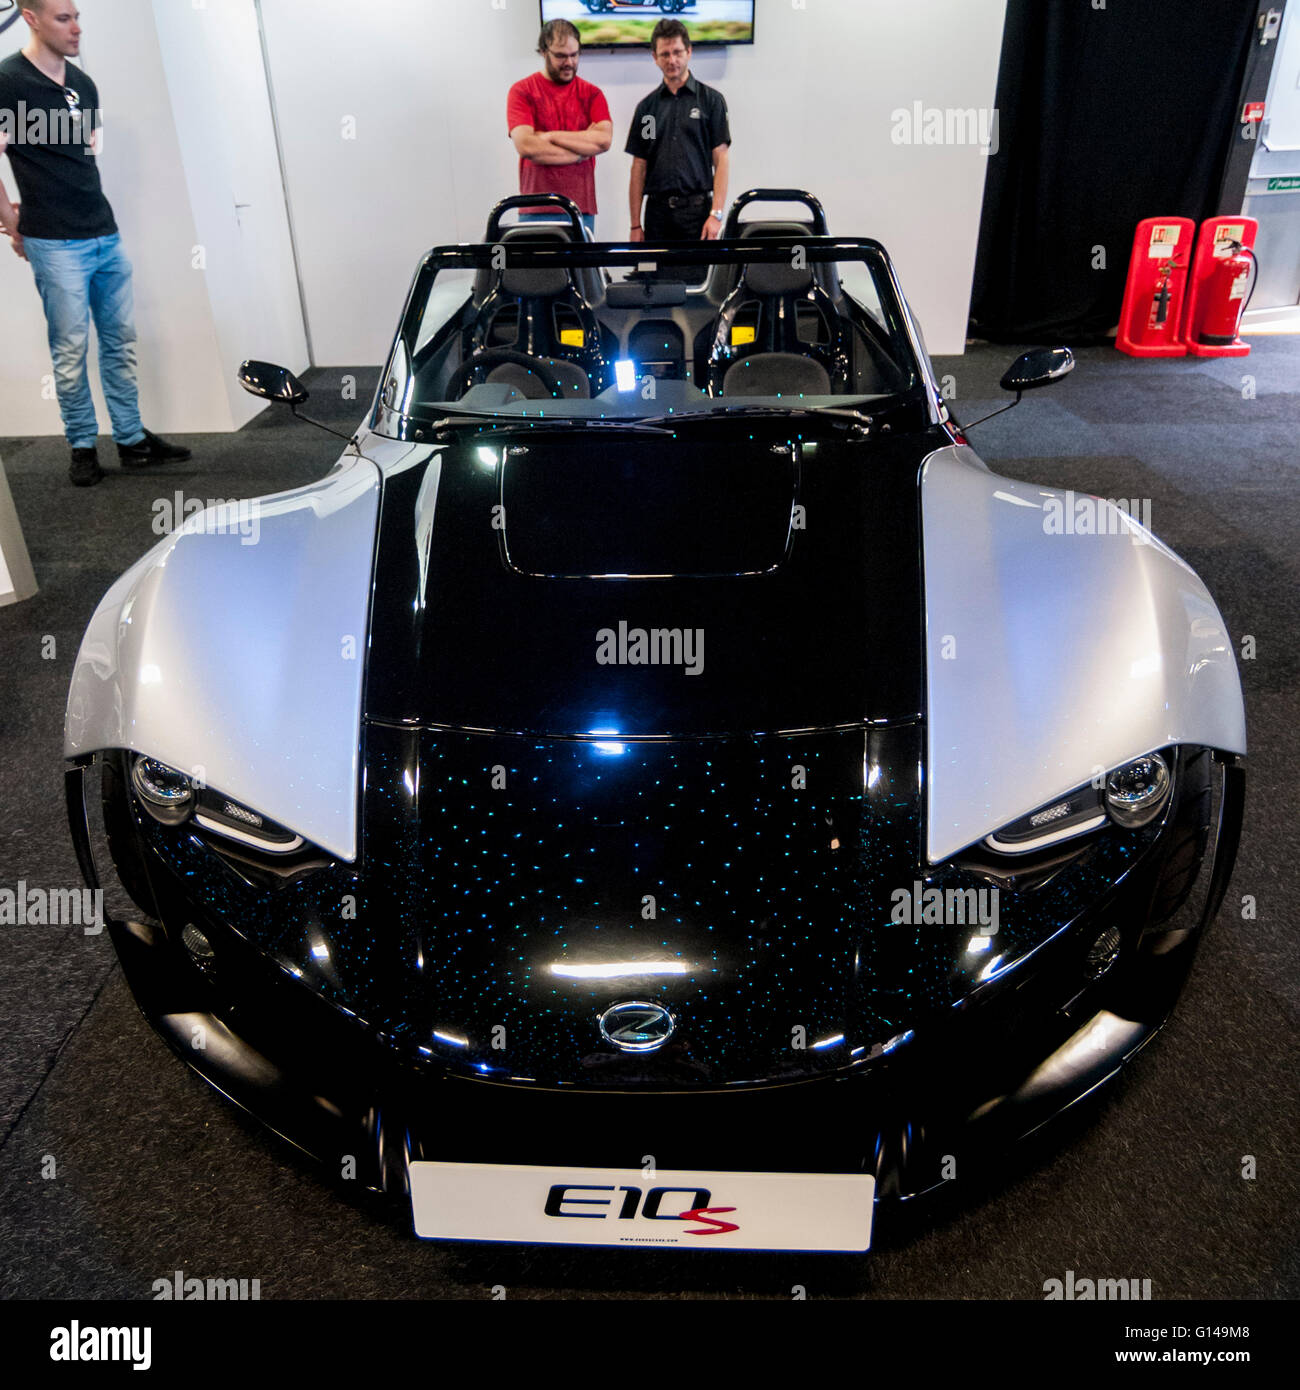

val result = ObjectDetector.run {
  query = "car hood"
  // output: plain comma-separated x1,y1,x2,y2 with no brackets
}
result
363,426,927,733
357,723,924,1086
208,717,1155,1090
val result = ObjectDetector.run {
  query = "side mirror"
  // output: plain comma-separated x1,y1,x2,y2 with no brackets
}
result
960,347,1075,432
236,359,355,442
238,359,309,405
1000,346,1074,393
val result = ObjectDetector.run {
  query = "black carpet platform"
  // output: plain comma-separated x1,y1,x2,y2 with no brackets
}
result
0,342,1296,1299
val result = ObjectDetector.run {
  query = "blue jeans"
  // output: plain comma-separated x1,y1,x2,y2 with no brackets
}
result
518,211,596,237
24,233,145,450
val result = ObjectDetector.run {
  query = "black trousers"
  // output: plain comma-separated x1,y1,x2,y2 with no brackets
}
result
644,192,711,241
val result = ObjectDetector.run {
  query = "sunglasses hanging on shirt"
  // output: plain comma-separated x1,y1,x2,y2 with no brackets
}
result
61,87,85,128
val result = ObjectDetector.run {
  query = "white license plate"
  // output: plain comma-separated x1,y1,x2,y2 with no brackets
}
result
408,1161,874,1252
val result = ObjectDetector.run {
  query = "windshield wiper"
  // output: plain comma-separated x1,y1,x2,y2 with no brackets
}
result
426,412,677,436
411,403,874,440
641,404,874,430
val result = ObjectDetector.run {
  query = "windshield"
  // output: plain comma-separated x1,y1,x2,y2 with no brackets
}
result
371,231,926,437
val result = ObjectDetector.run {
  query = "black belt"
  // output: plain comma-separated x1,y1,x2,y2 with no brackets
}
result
649,192,711,208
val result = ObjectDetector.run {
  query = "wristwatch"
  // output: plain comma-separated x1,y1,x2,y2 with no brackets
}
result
710,209,724,221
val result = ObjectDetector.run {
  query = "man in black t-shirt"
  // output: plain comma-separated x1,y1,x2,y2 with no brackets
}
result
626,19,731,243
0,0,190,487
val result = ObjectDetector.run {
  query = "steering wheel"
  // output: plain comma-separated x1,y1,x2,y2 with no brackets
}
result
445,349,566,402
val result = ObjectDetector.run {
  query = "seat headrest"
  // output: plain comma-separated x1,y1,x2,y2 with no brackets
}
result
738,220,815,239
499,223,575,244
500,264,572,298
496,223,576,297
744,259,814,296
475,223,600,305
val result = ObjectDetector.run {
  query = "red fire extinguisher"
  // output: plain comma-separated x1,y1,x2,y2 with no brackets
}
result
1147,257,1184,334
1198,241,1257,346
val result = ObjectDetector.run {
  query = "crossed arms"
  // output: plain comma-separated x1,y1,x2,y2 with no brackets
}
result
510,121,613,165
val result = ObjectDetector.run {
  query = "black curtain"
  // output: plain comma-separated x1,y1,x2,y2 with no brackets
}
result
969,0,1259,343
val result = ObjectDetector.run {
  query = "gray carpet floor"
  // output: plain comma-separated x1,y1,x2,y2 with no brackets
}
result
0,340,1296,1299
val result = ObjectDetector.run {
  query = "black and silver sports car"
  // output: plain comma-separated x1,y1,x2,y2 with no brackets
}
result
582,2,696,14
65,191,1246,1252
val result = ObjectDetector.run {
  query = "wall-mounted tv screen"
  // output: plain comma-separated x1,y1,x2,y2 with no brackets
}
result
539,2,756,49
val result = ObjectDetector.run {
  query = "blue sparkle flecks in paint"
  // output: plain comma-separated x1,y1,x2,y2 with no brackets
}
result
133,722,1166,1093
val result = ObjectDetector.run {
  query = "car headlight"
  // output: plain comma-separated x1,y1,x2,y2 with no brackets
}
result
983,785,1107,854
129,753,303,853
193,791,303,854
1104,752,1171,828
985,751,1175,854
130,755,194,825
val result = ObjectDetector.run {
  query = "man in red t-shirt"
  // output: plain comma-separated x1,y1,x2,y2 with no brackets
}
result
506,19,611,235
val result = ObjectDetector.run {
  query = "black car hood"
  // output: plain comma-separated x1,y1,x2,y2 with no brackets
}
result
123,422,1177,1094
352,721,938,1087
363,424,927,733
143,711,1161,1091
236,420,1033,1088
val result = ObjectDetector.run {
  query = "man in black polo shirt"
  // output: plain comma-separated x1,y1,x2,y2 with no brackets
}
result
0,0,190,487
626,18,730,242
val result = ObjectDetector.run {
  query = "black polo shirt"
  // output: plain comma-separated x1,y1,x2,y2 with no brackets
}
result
0,52,116,239
625,71,730,197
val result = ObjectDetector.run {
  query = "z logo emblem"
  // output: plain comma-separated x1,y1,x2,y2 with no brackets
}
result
599,1000,676,1052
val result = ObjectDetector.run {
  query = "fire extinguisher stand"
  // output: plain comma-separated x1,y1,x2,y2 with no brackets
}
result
1180,215,1259,358
1116,217,1196,357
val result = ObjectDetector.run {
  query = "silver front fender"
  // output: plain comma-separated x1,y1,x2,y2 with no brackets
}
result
922,446,1246,863
64,455,383,862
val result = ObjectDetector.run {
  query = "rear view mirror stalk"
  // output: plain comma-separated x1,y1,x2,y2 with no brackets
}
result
238,359,355,442
960,346,1075,431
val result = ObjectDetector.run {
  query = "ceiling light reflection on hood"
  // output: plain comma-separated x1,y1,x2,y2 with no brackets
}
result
550,961,688,980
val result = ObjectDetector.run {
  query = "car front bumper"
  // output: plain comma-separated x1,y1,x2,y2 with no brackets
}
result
68,751,1243,1236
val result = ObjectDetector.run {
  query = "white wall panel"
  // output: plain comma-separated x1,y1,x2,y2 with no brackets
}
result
1,0,1006,437
0,0,305,439
152,0,309,426
260,0,1007,361
0,0,231,438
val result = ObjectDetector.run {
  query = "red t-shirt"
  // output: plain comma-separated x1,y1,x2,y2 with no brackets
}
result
506,71,611,216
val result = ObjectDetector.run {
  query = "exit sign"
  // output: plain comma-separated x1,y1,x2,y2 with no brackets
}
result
1266,176,1300,192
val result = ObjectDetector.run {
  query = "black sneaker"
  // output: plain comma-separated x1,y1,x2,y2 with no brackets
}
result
70,447,105,487
117,429,192,468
